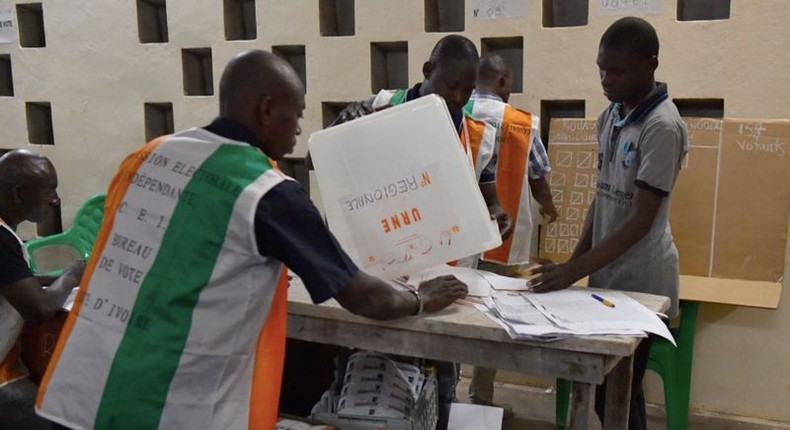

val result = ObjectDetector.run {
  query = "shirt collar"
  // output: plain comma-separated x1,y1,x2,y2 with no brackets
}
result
471,89,503,103
405,82,422,103
611,82,669,127
204,117,261,148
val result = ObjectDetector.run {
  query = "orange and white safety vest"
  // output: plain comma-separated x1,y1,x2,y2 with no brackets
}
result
465,96,538,265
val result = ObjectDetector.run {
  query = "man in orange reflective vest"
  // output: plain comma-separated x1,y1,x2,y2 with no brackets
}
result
464,53,558,416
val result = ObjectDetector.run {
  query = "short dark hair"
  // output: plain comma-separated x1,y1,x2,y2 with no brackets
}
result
428,35,479,68
478,53,507,81
600,17,659,59
0,149,53,187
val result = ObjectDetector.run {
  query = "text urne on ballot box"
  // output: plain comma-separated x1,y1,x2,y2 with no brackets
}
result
308,95,501,279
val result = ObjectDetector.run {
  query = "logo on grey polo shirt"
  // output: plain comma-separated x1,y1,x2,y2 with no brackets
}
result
621,141,635,168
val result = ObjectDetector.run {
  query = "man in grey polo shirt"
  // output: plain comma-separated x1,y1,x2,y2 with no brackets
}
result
530,17,687,430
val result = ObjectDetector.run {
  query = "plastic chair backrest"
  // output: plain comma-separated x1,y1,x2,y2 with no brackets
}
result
67,193,106,258
25,193,106,274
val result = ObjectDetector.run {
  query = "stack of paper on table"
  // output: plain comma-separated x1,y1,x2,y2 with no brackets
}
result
528,289,675,342
478,290,674,343
402,265,674,343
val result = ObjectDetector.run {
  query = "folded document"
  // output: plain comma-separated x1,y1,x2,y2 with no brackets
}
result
475,288,675,344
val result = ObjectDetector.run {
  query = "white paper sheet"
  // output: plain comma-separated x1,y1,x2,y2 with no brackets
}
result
62,288,79,311
595,0,664,16
405,264,492,297
478,270,531,291
448,403,503,430
468,0,528,20
475,294,644,341
0,4,16,44
404,264,532,297
526,289,676,345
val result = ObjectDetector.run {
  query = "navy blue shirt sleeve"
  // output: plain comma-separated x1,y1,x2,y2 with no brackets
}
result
254,180,359,304
0,227,33,290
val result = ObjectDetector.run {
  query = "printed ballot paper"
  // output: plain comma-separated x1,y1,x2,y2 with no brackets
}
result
308,95,501,278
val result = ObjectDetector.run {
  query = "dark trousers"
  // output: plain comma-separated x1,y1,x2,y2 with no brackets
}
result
279,339,340,417
434,360,459,430
0,378,55,430
595,335,654,430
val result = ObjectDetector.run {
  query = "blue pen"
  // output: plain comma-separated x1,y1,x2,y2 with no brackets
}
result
591,293,615,308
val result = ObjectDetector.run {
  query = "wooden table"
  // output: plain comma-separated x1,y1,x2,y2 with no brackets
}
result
287,284,669,430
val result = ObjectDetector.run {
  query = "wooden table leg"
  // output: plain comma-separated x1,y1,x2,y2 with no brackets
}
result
570,381,595,429
603,353,634,430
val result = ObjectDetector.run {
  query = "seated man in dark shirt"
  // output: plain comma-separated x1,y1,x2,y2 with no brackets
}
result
0,149,86,430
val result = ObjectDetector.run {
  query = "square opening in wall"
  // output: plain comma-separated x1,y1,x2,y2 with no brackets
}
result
272,45,307,90
0,55,13,97
137,0,169,43
678,0,730,21
278,158,310,194
542,0,588,28
144,103,174,141
16,3,45,48
182,48,214,96
320,0,355,37
481,37,523,94
370,42,408,94
321,102,352,128
673,98,724,118
425,0,464,32
540,100,585,147
224,0,257,41
26,102,54,145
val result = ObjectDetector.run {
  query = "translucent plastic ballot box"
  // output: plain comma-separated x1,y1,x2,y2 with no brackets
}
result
308,95,501,279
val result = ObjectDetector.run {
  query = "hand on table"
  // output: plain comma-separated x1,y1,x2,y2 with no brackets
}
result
528,261,580,293
418,275,468,313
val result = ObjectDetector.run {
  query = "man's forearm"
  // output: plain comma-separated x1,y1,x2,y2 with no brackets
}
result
479,181,500,208
335,271,419,320
529,176,552,209
529,176,558,222
41,272,80,315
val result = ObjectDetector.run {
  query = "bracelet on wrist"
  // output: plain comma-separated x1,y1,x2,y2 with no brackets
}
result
407,288,423,316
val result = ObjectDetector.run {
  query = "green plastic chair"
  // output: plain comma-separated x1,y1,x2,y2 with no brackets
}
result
555,378,572,429
555,300,700,430
25,193,106,276
645,300,699,430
